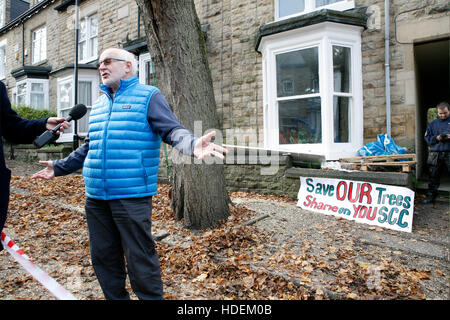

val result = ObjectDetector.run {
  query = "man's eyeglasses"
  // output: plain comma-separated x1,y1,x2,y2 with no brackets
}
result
97,58,126,69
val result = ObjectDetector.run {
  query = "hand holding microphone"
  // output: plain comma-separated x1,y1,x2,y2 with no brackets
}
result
33,104,87,148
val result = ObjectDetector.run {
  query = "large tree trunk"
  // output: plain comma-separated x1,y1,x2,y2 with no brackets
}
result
135,0,231,229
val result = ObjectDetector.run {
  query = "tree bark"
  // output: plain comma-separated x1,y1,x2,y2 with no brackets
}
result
135,0,231,229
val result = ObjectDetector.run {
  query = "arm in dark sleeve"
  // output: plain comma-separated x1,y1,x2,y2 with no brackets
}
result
147,92,197,155
424,122,439,145
53,136,89,176
1,82,47,144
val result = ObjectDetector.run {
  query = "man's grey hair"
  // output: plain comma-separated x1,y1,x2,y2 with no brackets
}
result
113,48,138,76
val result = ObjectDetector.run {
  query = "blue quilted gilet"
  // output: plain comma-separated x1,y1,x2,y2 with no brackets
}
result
82,76,161,200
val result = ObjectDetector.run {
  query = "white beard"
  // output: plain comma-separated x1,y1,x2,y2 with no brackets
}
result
101,69,127,87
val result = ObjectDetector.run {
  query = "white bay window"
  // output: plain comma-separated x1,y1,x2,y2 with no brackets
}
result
57,73,98,142
259,22,363,160
13,79,49,110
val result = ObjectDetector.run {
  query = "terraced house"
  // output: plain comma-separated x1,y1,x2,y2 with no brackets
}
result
0,0,449,195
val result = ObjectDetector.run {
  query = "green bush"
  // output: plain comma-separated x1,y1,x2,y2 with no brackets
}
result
12,105,56,120
427,108,438,125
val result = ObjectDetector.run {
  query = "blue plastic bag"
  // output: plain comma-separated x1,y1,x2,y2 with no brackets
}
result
378,134,406,155
357,134,406,157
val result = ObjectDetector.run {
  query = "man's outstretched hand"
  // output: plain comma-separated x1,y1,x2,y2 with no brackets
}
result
193,131,228,160
31,161,55,180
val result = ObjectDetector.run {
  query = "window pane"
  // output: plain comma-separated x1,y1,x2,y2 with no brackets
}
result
0,45,5,79
279,98,322,144
30,93,45,110
276,47,319,97
79,41,87,61
316,0,342,7
77,109,91,133
89,37,98,58
60,109,70,120
333,45,351,93
32,27,46,63
59,81,72,110
31,82,43,92
89,15,98,37
17,83,27,95
145,60,157,86
78,81,92,106
17,94,26,105
41,28,47,60
80,19,87,41
333,96,350,143
279,0,305,18
0,0,4,27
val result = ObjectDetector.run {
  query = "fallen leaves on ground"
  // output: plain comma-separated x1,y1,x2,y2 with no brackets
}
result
1,175,429,300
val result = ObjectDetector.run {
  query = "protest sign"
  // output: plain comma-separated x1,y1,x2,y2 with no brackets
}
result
297,177,414,233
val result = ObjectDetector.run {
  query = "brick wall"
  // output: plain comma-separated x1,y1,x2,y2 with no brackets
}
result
1,0,448,155
0,0,141,113
194,0,449,153
194,0,272,146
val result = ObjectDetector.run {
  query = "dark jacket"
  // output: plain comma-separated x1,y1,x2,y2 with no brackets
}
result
0,81,47,250
424,117,450,152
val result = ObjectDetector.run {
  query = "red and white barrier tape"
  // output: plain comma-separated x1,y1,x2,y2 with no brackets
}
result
1,231,77,300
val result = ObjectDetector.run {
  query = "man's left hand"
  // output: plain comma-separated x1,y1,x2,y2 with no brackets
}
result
193,131,228,160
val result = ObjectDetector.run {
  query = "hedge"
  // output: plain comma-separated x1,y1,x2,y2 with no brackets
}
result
12,105,57,120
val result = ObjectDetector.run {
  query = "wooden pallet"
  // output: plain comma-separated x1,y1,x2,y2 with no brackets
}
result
339,154,416,173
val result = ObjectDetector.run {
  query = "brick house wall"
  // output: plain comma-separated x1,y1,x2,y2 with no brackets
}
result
0,0,142,112
0,0,449,177
193,0,449,154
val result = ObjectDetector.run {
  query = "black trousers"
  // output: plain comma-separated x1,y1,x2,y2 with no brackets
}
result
427,151,450,196
85,196,163,300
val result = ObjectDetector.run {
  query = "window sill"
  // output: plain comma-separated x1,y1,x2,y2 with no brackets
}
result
79,57,98,65
32,59,48,67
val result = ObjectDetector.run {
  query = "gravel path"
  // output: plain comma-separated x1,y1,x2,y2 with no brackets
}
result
239,196,449,299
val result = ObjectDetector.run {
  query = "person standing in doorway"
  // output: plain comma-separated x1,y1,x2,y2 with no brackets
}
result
423,101,450,204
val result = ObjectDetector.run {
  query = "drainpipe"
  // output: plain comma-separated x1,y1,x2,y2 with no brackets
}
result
73,0,80,149
137,7,140,39
385,0,391,137
22,22,25,66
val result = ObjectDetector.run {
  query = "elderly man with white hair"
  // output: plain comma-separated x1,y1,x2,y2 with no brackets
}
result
32,48,227,300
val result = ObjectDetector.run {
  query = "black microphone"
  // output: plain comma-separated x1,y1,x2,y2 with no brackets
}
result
33,104,87,148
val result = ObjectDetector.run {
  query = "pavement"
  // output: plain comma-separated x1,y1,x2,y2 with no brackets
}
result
232,191,449,299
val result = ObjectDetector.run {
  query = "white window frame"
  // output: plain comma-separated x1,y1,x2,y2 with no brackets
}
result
0,38,6,80
259,22,363,160
32,25,47,64
13,78,49,110
0,0,5,28
56,72,98,142
138,52,158,86
78,13,98,63
275,0,355,21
